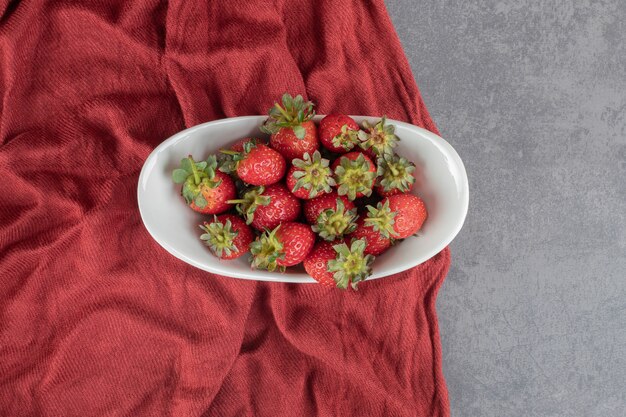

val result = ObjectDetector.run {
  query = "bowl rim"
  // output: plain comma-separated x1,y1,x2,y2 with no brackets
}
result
137,115,469,283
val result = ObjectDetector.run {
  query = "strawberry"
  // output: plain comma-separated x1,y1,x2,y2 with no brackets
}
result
172,155,236,214
350,218,391,256
218,138,263,174
311,198,358,241
303,192,357,240
318,114,360,153
303,239,374,289
384,194,428,239
250,222,315,270
220,140,286,186
375,153,416,197
261,93,319,160
348,200,398,255
229,183,301,231
199,214,254,260
286,151,336,199
303,241,340,288
358,116,399,158
331,151,377,200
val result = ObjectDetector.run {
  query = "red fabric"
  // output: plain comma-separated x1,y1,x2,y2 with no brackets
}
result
0,0,451,416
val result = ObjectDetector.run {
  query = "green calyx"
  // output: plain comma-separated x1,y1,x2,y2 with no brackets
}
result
331,124,360,150
334,153,376,201
260,93,315,139
312,198,358,241
249,225,285,272
199,216,239,257
358,116,398,157
376,153,415,193
172,155,222,209
291,151,336,198
227,186,271,225
216,157,247,193
216,151,237,174
328,238,375,290
218,139,258,174
364,200,398,239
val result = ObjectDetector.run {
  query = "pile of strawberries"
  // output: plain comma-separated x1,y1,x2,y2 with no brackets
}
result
172,94,427,289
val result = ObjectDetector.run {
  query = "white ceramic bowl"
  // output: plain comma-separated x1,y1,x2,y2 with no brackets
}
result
137,116,469,283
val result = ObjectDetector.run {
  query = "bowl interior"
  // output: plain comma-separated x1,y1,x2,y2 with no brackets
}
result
138,116,468,283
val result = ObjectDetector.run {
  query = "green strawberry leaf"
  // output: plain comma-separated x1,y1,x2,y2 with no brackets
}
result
292,124,306,140
293,94,303,109
182,183,196,204
181,158,193,173
282,93,293,110
195,195,207,208
172,169,189,184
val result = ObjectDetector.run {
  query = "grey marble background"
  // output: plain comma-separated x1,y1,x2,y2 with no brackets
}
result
385,1,626,416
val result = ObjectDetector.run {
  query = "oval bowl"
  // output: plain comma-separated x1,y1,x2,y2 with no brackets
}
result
138,116,469,283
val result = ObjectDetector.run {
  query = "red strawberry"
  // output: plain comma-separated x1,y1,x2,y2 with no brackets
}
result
319,114,360,153
286,151,336,199
303,192,357,241
172,155,236,214
303,241,339,288
348,200,398,255
217,138,264,175
358,116,399,158
270,121,318,161
199,214,254,260
261,93,319,160
220,141,286,186
331,151,377,200
350,219,391,256
303,239,374,289
375,153,416,197
250,222,315,270
229,183,300,231
384,194,428,239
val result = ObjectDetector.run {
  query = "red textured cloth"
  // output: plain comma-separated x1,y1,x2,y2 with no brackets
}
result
0,0,451,416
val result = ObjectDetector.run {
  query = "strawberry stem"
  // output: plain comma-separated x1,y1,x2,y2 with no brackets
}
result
219,149,239,156
274,103,292,121
188,155,200,185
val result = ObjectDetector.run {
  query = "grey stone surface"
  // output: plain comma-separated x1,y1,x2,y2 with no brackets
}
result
385,1,626,416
